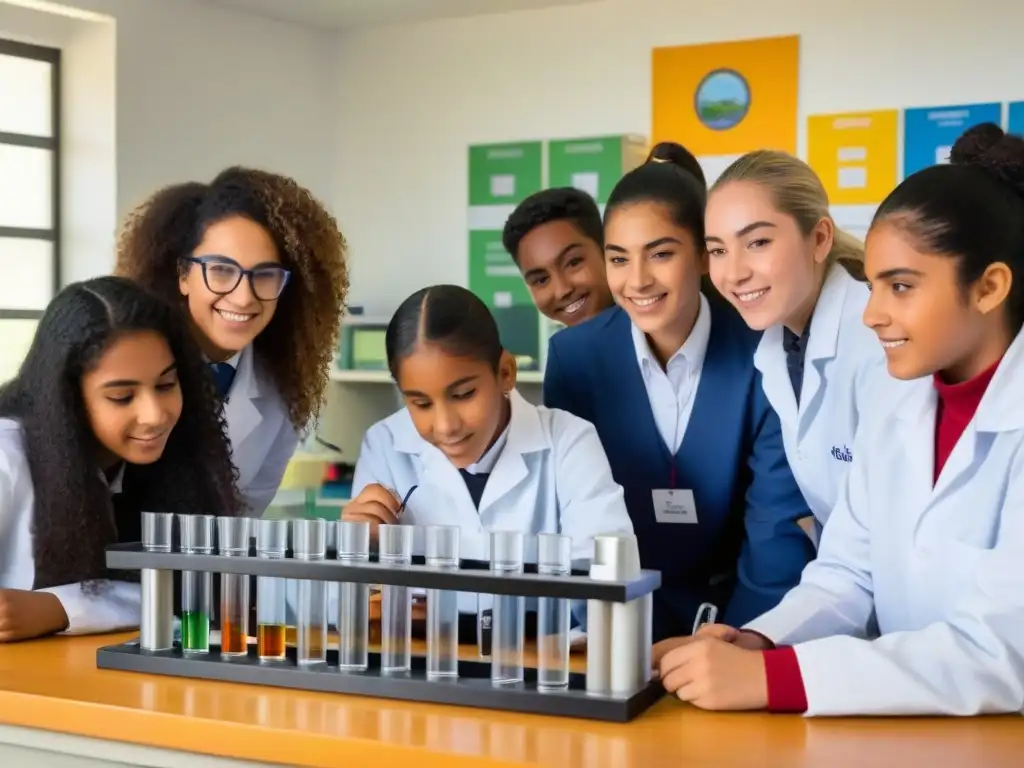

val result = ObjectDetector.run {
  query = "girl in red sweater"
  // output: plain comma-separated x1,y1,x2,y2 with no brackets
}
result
653,123,1024,716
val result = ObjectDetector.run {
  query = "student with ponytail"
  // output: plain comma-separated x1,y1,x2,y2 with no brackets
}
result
703,151,908,530
656,123,1024,717
544,142,813,642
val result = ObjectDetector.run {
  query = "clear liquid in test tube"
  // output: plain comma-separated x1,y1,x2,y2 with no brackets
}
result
256,519,289,662
490,530,525,686
425,525,460,680
379,524,415,674
537,532,572,691
336,520,371,671
140,512,175,652
293,519,328,665
179,514,215,654
217,516,251,657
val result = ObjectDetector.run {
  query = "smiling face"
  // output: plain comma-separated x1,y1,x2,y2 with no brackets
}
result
863,220,1012,383
705,181,831,334
80,329,183,467
516,219,613,325
604,201,705,362
395,342,516,469
178,215,282,361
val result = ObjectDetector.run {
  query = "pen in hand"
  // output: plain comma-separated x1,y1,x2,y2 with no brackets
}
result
692,602,718,635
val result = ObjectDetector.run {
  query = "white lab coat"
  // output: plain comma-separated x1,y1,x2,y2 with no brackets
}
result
745,329,1024,717
755,265,907,528
0,418,140,635
352,390,635,612
224,345,300,516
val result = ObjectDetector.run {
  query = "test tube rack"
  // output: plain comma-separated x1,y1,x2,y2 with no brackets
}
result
96,539,664,723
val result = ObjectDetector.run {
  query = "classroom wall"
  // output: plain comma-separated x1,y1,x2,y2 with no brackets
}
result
333,0,1024,313
1,0,338,283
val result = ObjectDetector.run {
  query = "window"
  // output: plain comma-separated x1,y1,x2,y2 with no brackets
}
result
0,38,60,320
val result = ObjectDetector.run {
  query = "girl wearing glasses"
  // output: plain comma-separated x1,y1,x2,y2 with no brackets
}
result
115,167,348,515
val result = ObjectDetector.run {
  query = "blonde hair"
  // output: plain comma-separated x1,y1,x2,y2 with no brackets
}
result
712,150,865,280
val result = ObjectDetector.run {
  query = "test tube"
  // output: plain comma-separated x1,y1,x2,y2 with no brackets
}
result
293,519,328,665
178,514,215,654
425,525,460,680
536,532,572,691
379,524,414,674
490,530,525,686
256,519,289,662
217,516,251,657
140,512,175,652
336,520,371,671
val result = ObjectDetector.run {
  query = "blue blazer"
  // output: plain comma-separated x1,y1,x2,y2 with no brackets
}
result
544,298,814,640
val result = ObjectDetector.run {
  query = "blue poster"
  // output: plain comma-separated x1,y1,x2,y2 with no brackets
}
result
1009,102,1024,137
903,102,1002,178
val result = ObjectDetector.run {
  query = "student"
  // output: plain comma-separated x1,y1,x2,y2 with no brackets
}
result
646,141,707,188
343,284,634,616
704,150,903,529
503,187,614,325
115,167,348,515
0,276,240,642
654,123,1024,717
544,144,814,641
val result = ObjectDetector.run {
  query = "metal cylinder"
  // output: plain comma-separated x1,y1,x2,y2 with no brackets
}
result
140,512,175,652
586,533,643,697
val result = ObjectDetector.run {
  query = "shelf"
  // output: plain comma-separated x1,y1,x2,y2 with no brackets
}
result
331,369,544,385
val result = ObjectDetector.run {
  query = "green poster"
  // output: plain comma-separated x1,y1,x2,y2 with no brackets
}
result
468,141,543,207
547,134,647,203
467,230,531,307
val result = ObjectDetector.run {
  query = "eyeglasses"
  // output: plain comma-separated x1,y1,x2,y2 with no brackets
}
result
182,256,291,301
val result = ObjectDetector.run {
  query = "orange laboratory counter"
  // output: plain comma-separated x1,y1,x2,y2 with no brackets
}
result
0,632,1022,768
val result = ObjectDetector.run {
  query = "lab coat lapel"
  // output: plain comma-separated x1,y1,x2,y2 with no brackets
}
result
799,266,847,438
224,346,263,455
477,390,546,515
891,381,940,533
754,326,798,429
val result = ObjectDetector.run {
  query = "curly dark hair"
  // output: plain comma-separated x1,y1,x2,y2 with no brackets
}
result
113,167,349,429
502,187,604,264
0,276,242,589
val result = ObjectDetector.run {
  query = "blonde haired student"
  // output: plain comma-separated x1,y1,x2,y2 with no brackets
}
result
704,150,907,531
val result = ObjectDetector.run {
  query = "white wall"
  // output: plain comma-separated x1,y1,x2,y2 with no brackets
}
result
334,0,1024,312
1,0,339,282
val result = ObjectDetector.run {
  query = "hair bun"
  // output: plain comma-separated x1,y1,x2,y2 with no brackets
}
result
645,141,707,189
949,122,1024,195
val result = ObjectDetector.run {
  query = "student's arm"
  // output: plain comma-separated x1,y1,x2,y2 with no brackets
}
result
552,412,634,628
0,451,139,637
552,411,634,565
36,581,141,635
757,455,1024,717
743,438,875,646
724,382,816,627
351,425,399,499
243,420,301,516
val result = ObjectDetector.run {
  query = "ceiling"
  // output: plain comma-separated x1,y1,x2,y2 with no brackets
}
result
201,0,601,30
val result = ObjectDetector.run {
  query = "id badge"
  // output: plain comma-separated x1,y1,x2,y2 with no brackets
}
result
652,488,698,524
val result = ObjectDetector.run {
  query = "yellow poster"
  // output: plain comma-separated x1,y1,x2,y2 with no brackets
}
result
807,110,899,206
651,35,799,156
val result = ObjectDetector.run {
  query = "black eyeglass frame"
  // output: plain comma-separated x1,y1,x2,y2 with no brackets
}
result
181,256,292,301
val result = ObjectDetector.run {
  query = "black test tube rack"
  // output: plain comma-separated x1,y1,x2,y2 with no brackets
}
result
96,540,664,723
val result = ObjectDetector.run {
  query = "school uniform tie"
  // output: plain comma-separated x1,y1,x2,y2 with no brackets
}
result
459,470,490,509
210,362,237,398
782,327,809,406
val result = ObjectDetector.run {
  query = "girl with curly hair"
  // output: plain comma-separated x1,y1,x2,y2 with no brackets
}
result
0,276,241,643
115,167,349,515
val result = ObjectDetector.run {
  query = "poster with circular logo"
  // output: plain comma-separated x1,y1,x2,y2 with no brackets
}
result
694,69,751,131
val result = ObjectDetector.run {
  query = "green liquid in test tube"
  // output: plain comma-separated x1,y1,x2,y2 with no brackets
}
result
181,610,210,650
178,514,215,654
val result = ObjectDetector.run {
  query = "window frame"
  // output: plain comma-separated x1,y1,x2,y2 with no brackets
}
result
0,37,61,319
